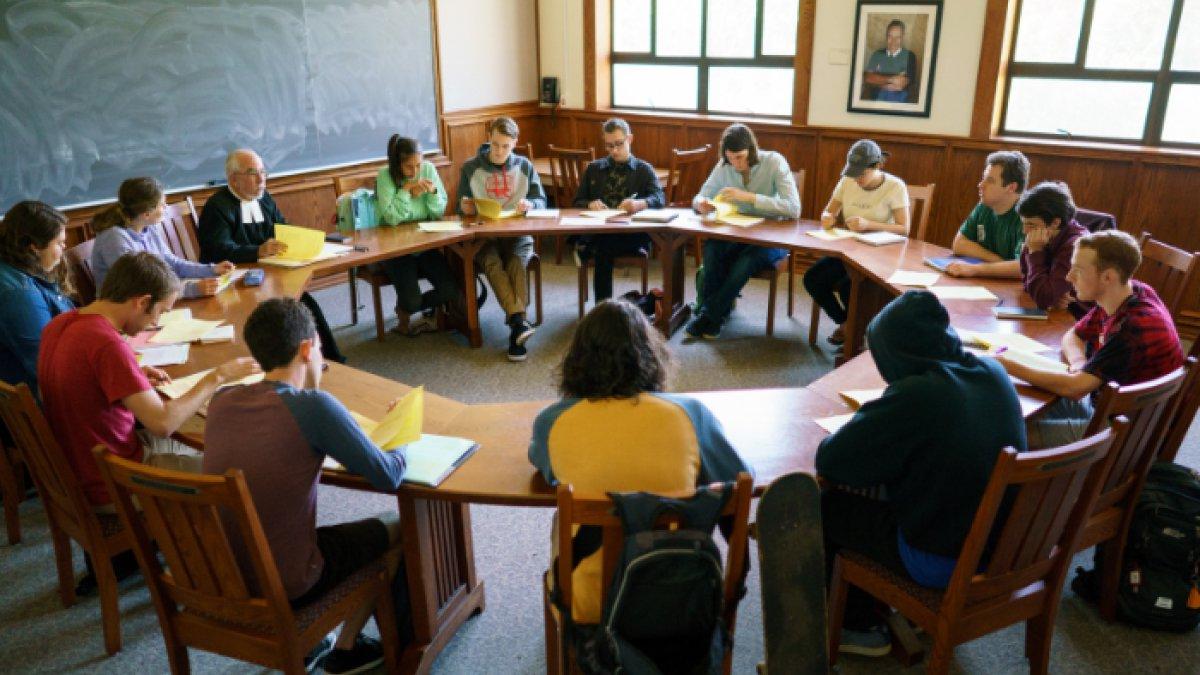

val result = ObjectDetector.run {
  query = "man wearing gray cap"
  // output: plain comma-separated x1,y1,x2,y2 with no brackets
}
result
803,139,910,350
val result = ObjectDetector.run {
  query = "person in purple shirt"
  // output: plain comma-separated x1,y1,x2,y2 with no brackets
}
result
0,201,74,395
203,298,409,674
90,177,233,298
1017,181,1090,313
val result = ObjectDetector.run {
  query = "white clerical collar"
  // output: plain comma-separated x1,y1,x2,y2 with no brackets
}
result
887,48,901,58
240,199,265,224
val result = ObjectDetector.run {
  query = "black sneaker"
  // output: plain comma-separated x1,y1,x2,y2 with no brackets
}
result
685,315,710,339
322,634,385,675
510,319,535,347
304,632,336,673
572,243,591,268
507,342,528,362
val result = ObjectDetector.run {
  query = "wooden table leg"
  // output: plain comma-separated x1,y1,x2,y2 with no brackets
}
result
445,241,484,348
649,231,691,337
836,270,894,367
397,495,486,674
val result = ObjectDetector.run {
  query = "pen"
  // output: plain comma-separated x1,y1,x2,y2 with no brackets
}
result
994,346,1008,356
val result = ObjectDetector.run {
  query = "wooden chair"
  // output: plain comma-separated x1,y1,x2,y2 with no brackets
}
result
1158,342,1200,462
0,420,28,544
805,182,935,346
828,422,1125,675
667,145,713,267
1135,231,1199,322
0,381,133,654
63,238,97,305
1074,365,1189,621
543,473,753,675
546,145,596,264
750,170,804,336
92,448,401,675
156,198,202,262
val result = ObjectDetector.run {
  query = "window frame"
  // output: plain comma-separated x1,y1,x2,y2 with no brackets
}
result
999,0,1200,148
608,0,797,118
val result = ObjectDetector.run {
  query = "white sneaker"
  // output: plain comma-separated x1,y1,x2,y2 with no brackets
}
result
405,314,438,337
838,626,891,657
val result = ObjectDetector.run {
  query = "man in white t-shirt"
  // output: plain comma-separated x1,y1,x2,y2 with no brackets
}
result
803,140,910,350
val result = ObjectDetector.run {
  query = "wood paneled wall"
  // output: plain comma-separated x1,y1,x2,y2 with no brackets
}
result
56,99,1200,336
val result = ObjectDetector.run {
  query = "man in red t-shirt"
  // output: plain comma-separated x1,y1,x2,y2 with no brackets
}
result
996,230,1184,448
38,252,259,507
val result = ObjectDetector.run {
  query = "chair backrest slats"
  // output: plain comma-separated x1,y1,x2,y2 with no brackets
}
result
907,183,936,242
1159,349,1200,462
0,382,93,539
63,238,97,305
666,145,712,206
94,449,294,632
157,200,202,262
333,173,377,197
546,145,595,208
943,423,1123,614
1134,232,1199,321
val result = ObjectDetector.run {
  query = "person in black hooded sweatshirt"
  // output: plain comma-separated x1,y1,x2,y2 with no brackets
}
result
816,290,1027,657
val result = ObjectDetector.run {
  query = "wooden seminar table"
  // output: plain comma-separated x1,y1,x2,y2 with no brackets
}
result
159,209,1076,672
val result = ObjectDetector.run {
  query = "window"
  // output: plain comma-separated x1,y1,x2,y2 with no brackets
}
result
609,0,799,117
1002,0,1200,147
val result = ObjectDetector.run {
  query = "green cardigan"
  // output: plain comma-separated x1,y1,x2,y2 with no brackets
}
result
375,162,448,225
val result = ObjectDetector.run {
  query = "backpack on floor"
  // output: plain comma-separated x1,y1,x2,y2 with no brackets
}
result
558,485,735,675
1117,462,1200,631
336,188,378,232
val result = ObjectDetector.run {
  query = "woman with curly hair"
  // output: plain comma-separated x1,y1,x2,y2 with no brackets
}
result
0,201,75,394
528,299,749,624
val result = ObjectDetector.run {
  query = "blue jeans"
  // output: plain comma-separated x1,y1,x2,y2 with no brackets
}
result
700,240,786,324
1026,396,1094,449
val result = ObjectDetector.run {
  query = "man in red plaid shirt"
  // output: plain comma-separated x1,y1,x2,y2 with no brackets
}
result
996,229,1184,448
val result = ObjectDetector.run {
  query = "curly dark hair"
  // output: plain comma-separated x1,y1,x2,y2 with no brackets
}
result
0,200,74,297
559,300,673,400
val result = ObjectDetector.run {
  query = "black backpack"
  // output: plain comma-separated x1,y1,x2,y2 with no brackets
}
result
1116,462,1200,631
559,485,735,675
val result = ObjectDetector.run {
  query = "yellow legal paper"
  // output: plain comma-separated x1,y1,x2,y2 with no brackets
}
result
473,197,517,220
839,388,885,410
957,329,1053,354
273,224,326,261
157,308,193,327
355,386,424,450
996,348,1070,374
807,228,855,241
214,269,247,294
150,318,226,344
155,368,264,400
712,195,763,228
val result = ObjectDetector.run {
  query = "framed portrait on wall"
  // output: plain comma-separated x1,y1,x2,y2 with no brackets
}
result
847,1,942,117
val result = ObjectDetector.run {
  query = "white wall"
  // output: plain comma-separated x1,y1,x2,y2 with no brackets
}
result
536,0,989,136
536,0,586,109
437,0,539,111
807,0,986,135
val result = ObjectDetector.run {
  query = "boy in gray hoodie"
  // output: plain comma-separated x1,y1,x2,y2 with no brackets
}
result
457,117,547,361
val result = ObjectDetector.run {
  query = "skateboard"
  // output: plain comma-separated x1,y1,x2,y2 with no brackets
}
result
754,472,829,675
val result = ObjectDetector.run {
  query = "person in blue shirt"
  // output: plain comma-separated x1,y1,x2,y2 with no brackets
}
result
90,177,234,298
0,201,75,395
688,124,800,339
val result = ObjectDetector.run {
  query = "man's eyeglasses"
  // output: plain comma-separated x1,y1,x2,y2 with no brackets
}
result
603,138,628,150
239,169,269,179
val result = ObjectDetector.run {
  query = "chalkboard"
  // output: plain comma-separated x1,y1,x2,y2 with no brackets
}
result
0,0,440,210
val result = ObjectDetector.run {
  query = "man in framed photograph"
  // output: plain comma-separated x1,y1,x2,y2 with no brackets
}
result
863,19,918,103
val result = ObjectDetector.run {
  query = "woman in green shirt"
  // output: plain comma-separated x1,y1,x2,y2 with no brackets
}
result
374,135,459,336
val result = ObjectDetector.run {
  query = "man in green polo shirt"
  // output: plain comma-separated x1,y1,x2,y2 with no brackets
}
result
945,151,1030,278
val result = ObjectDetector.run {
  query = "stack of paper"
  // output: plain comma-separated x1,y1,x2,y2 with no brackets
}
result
417,221,464,233
155,368,264,400
929,286,999,301
815,413,856,434
473,197,517,220
150,317,226,344
712,196,763,228
957,329,1052,354
260,241,353,268
807,228,855,241
839,388,885,410
886,270,940,287
200,325,235,344
580,209,627,220
273,224,324,260
996,348,1070,374
213,269,248,294
158,308,193,327
136,343,190,367
631,209,678,223
853,231,908,246
525,208,560,218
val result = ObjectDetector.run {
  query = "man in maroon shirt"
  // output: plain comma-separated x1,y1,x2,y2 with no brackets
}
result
997,230,1184,447
1017,181,1090,313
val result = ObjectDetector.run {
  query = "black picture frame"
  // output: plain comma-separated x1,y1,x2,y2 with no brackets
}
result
847,1,942,117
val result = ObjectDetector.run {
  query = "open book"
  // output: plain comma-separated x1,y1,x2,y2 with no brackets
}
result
473,197,517,220
853,231,907,246
712,195,763,228
322,434,479,488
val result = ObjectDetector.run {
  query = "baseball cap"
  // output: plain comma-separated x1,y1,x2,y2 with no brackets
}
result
842,139,887,177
